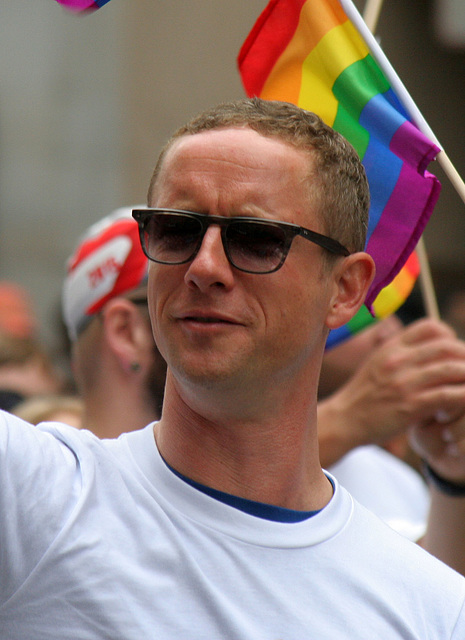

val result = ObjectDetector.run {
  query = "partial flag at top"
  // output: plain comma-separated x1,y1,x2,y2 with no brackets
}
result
238,0,441,344
55,0,111,12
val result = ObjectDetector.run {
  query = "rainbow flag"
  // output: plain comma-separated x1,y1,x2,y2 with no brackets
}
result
55,0,111,12
238,0,441,345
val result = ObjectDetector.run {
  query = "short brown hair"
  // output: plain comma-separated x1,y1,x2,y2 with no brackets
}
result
147,98,369,253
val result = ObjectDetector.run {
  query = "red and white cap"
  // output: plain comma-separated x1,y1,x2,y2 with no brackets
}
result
62,206,148,340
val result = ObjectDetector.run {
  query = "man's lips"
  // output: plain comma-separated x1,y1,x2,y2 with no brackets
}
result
177,312,240,325
184,317,230,323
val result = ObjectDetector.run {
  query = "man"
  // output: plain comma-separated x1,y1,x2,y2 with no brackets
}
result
1,98,464,638
62,206,166,436
65,204,464,553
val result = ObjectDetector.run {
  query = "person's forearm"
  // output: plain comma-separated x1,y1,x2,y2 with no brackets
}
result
420,487,465,576
317,395,368,468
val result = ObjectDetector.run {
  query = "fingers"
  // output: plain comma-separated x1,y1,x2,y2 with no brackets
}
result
397,318,456,347
328,317,465,453
409,418,465,484
375,321,465,392
402,361,465,394
403,382,465,426
346,319,465,436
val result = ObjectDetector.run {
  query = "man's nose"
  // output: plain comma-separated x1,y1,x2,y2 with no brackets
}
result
184,226,235,291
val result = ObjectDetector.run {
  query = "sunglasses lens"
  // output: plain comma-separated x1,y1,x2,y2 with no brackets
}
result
226,221,287,273
144,213,202,264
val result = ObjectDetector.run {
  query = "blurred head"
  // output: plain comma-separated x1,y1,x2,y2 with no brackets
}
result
13,394,84,429
0,281,37,339
0,330,63,399
62,206,149,342
62,206,167,414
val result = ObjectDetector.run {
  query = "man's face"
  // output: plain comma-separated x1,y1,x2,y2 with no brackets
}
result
147,128,339,395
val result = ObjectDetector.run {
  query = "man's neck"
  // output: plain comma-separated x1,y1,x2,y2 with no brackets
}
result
154,374,332,512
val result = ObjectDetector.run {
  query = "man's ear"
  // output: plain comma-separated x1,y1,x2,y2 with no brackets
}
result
101,298,150,374
325,252,376,330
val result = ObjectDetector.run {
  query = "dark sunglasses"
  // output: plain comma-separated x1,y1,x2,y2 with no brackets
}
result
132,208,350,275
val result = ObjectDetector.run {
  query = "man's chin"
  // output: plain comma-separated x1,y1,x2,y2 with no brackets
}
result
171,356,244,392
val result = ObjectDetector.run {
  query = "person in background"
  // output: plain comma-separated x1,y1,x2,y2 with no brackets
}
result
61,206,166,438
0,281,65,411
319,313,465,548
0,281,37,340
0,333,64,412
13,393,83,429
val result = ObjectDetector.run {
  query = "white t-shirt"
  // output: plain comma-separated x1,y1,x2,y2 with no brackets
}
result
1,412,464,639
329,444,430,540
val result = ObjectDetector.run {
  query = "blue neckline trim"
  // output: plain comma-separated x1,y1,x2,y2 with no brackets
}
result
165,459,331,523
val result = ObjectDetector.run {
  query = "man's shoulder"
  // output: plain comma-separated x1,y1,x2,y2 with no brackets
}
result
1,410,96,461
329,484,465,635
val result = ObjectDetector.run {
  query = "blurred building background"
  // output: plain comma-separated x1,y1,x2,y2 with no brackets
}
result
1,0,465,351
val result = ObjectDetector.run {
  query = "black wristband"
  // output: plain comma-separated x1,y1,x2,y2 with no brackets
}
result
422,461,465,497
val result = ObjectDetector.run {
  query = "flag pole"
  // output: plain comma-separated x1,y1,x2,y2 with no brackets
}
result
362,0,440,319
362,1,465,207
437,151,465,206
